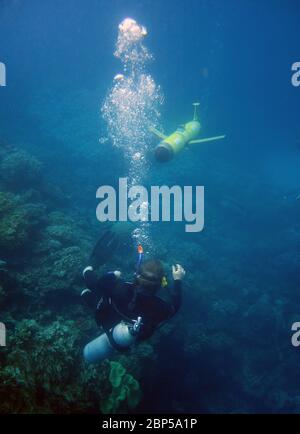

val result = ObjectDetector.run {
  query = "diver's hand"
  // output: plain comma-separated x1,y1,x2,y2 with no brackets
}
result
172,264,186,281
113,270,122,279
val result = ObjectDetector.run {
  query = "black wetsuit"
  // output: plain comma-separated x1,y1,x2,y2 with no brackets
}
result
82,269,182,343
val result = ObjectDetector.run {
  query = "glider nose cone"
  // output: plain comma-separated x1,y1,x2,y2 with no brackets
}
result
155,142,174,162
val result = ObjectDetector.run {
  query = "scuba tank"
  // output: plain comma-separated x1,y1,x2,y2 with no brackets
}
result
83,317,142,364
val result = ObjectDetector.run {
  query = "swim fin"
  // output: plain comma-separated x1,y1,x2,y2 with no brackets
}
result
89,230,120,268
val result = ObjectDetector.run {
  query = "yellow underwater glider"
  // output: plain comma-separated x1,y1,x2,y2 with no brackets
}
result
150,102,226,162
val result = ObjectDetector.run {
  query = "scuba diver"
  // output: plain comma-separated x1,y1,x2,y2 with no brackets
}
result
81,231,185,363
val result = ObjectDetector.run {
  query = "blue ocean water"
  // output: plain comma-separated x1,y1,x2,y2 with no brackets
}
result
0,0,300,414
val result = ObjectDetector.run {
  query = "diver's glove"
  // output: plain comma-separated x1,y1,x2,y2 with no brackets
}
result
172,264,186,280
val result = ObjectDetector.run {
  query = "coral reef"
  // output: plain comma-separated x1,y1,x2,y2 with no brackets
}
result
0,192,33,251
1,139,300,414
0,317,112,413
100,361,141,414
0,143,148,414
0,149,42,190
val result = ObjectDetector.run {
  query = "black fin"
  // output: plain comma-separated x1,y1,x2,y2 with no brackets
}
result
89,230,119,268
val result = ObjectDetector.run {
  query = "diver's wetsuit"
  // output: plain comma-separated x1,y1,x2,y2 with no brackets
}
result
82,270,182,342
